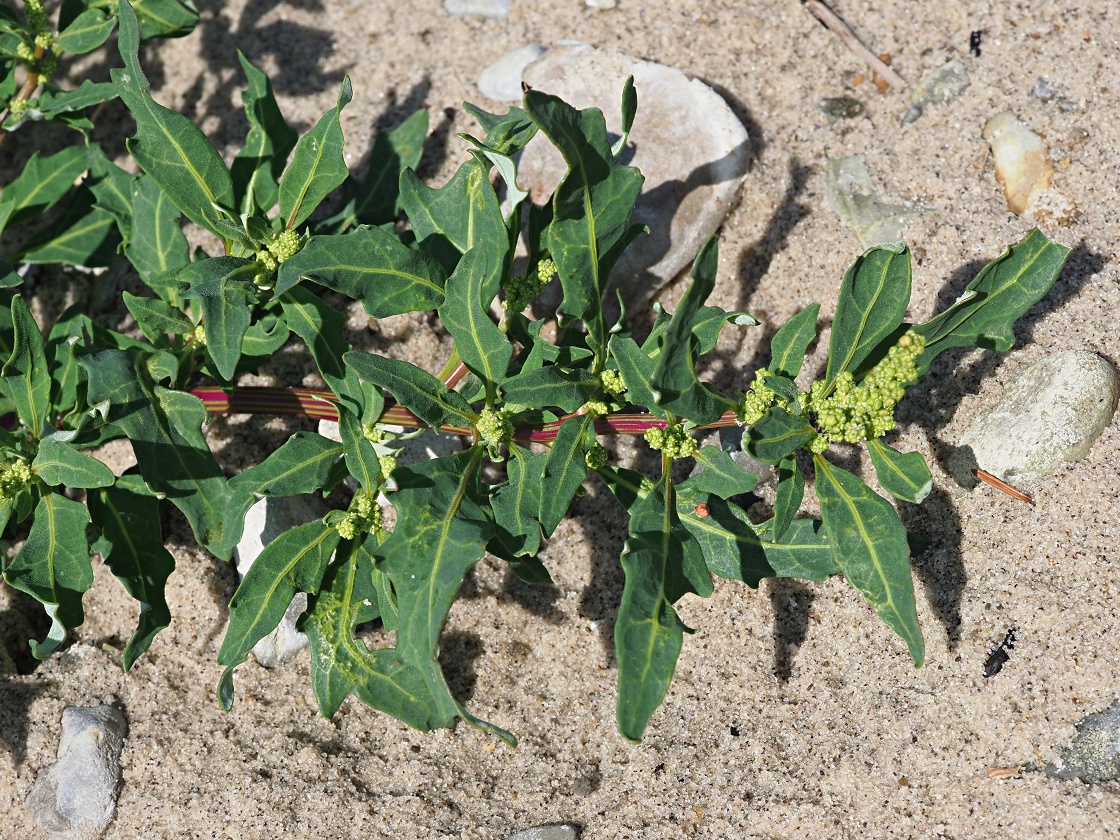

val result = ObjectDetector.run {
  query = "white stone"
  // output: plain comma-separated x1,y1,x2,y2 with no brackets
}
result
954,350,1119,491
505,825,579,840
478,45,546,102
444,0,511,18
518,44,750,297
585,0,618,7
316,420,464,467
26,706,127,840
983,110,1055,215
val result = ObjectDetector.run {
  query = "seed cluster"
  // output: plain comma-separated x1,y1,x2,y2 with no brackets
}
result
502,258,557,316
643,424,698,460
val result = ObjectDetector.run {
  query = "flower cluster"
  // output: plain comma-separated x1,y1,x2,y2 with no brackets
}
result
476,407,513,453
807,331,925,452
739,368,787,426
585,442,608,470
335,493,383,540
599,368,625,396
253,229,302,287
0,459,31,499
502,258,557,316
644,424,698,460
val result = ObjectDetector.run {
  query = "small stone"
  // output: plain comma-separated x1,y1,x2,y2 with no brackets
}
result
478,45,546,102
444,0,511,17
818,96,863,124
982,110,1055,215
518,44,750,297
1033,78,1055,101
26,706,127,840
1044,700,1120,783
823,156,927,248
234,495,330,667
505,825,579,840
901,59,970,125
585,0,617,7
953,350,1119,492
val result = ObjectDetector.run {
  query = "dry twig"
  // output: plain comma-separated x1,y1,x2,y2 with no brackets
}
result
802,0,908,90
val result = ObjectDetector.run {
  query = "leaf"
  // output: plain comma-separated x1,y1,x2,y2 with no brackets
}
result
490,444,547,558
231,50,298,216
745,405,816,464
112,2,233,239
276,225,446,311
179,256,258,381
612,74,637,157
677,445,760,499
824,242,911,390
79,347,234,557
131,0,198,39
0,146,88,235
607,335,668,419
13,186,119,268
813,454,924,666
36,80,119,116
44,303,88,417
336,404,382,492
86,146,135,240
278,77,353,231
350,107,428,226
218,520,339,693
524,89,645,357
123,291,193,343
650,238,738,424
769,302,821,378
344,350,474,429
56,8,115,53
438,244,512,391
3,493,93,659
273,288,363,414
867,439,933,503
463,102,538,156
771,453,804,541
88,475,175,670
1,295,51,437
539,413,594,537
501,365,599,414
32,438,115,488
614,471,701,742
911,229,1071,377
690,304,759,355
125,173,190,282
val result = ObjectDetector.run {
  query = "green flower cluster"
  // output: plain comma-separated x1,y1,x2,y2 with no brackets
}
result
502,258,557,316
25,0,47,30
476,407,513,449
0,460,31,499
582,399,609,418
739,368,787,425
377,453,396,481
807,331,925,452
585,442,608,470
599,369,625,396
644,424,698,459
14,2,58,81
335,493,383,540
254,230,302,286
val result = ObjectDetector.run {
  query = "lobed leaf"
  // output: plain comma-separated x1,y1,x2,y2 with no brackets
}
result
125,174,190,282
746,405,816,465
438,244,512,392
179,256,258,381
501,365,599,414
279,76,353,230
1,295,51,438
867,439,933,503
32,438,115,488
677,445,760,499
0,147,88,236
231,50,298,216
539,413,595,537
344,350,474,429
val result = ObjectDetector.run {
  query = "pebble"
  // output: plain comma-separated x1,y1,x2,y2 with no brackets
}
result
585,0,617,7
901,59,970,124
505,825,579,840
234,495,329,667
982,110,1055,215
818,96,863,124
953,350,1119,492
478,45,547,102
823,156,926,248
444,0,511,18
517,44,750,296
1044,699,1120,783
26,706,127,840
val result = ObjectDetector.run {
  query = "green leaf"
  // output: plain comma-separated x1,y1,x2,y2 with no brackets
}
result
813,454,924,666
335,404,382,492
44,304,89,417
677,445,760,499
614,471,701,742
691,304,759,355
113,0,234,239
179,256,258,381
123,291,193,343
2,295,50,437
490,444,547,558
88,475,175,670
771,453,804,541
36,80,119,116
523,89,645,358
463,102,538,156
824,243,911,390
13,186,119,268
746,405,816,464
86,146,134,241
911,229,1071,378
278,76,353,231
131,0,198,39
79,347,234,557
438,244,511,391
231,50,298,216
539,413,594,537
218,520,338,691
867,439,932,503
650,238,738,424
277,225,446,311
501,365,599,414
607,335,668,419
612,74,637,157
125,174,189,282
349,108,428,227
32,438,115,488
344,350,474,429
3,493,93,659
769,302,820,378
56,8,115,53
276,286,365,409
0,146,88,235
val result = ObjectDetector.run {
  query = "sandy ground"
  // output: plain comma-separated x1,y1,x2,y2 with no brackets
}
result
2,1,1119,837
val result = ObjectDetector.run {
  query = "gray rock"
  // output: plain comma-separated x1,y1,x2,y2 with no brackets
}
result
818,96,864,124
26,705,127,840
823,156,927,248
901,59,970,124
234,494,329,667
953,350,1119,492
478,45,546,102
518,44,750,297
1044,700,1120,783
505,825,579,840
444,0,511,18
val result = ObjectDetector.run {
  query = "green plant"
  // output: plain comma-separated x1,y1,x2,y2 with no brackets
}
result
0,0,1070,744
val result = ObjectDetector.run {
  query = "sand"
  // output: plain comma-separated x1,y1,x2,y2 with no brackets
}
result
2,1,1119,837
